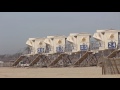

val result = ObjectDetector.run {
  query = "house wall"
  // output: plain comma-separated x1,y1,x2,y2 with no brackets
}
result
34,38,46,54
77,34,91,51
53,36,66,53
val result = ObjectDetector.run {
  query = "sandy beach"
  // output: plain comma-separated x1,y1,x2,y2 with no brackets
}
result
0,67,120,78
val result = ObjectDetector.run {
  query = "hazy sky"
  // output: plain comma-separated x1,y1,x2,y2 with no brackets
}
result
0,12,120,54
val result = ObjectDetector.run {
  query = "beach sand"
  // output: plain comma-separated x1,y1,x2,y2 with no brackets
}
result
0,67,120,78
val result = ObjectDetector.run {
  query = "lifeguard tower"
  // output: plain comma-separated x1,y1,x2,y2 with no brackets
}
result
93,29,120,74
43,35,68,67
66,33,97,67
93,29,120,58
12,37,47,67
28,37,48,67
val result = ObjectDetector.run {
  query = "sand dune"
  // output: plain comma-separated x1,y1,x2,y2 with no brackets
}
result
0,67,120,78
